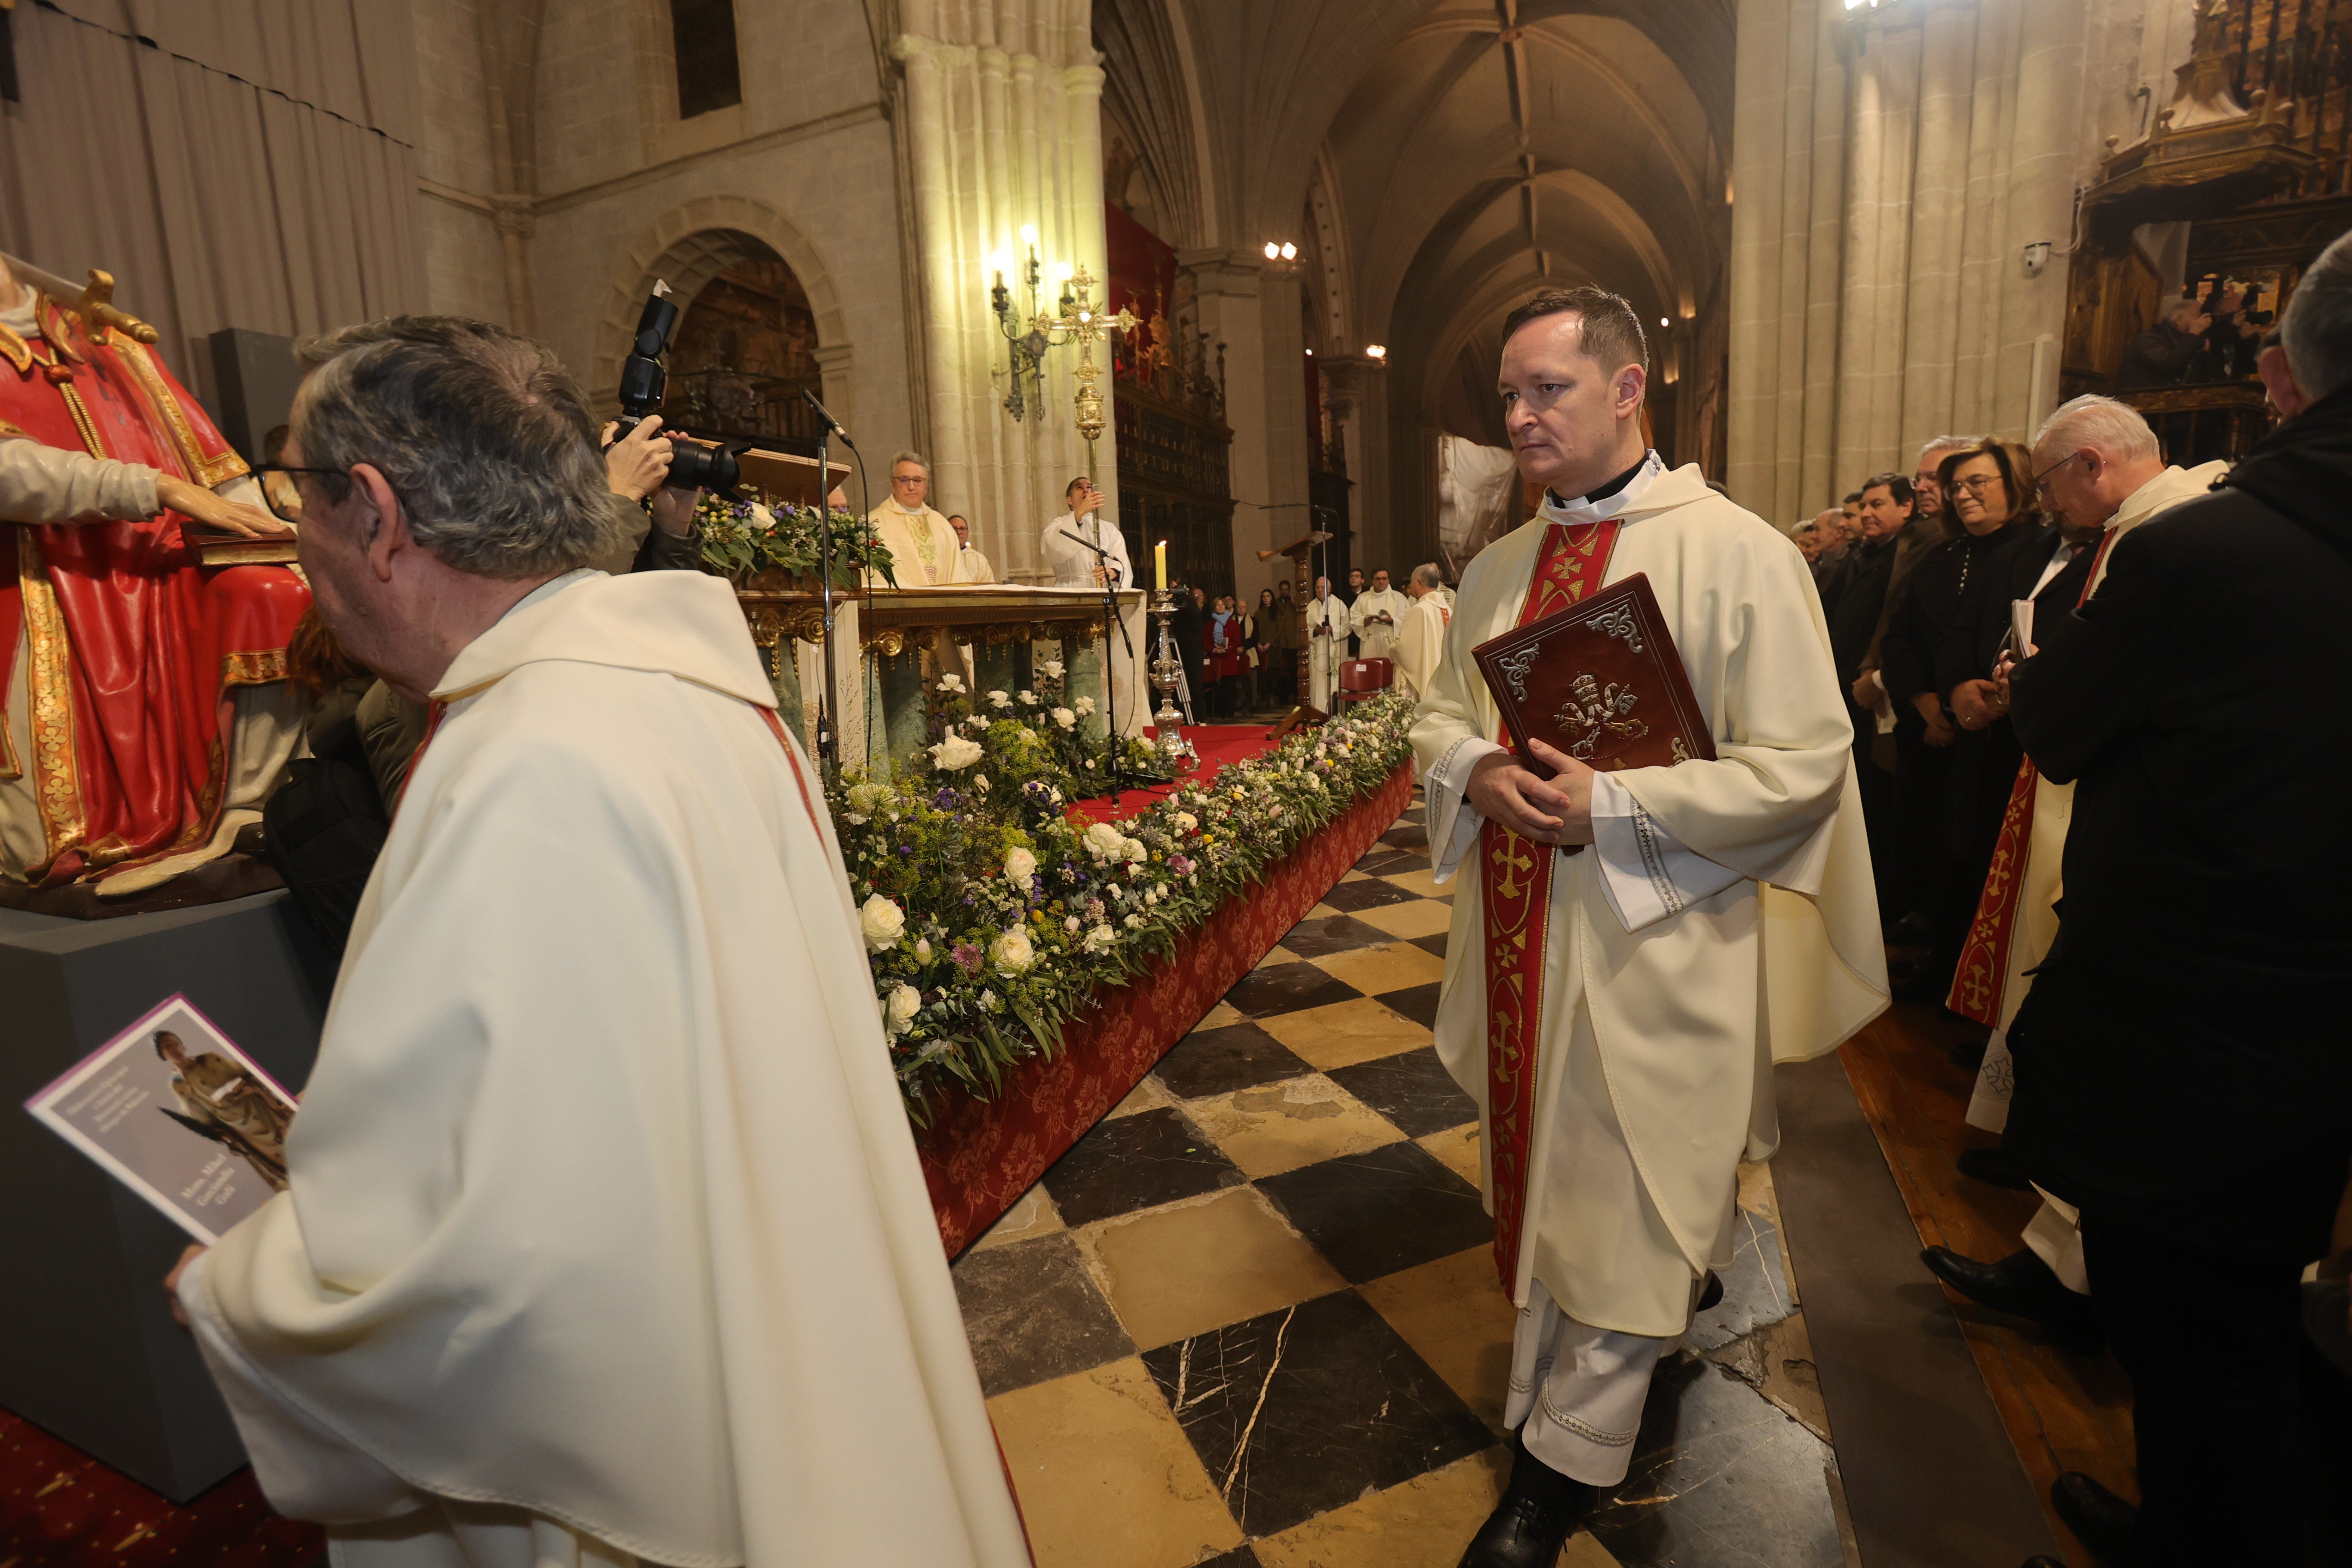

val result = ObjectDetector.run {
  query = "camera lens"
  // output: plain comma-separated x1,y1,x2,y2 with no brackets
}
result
668,441,741,495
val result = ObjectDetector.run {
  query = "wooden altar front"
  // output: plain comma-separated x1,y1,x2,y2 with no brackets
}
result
733,575,1148,769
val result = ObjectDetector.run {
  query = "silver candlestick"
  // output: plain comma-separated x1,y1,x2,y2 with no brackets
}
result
1148,589,1197,775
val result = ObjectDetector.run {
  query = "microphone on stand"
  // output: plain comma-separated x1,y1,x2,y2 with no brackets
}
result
788,380,852,445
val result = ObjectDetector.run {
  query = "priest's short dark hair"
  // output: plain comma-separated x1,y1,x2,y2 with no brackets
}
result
1501,286,1650,378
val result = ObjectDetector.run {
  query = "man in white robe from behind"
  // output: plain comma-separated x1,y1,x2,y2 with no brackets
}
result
1349,567,1408,662
1394,561,1454,701
1920,395,2226,1341
1413,288,1886,1567
164,318,1029,1568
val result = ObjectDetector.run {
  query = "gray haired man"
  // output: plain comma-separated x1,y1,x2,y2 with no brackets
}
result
166,317,1029,1568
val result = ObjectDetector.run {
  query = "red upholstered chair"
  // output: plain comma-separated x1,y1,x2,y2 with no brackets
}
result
1335,658,1394,710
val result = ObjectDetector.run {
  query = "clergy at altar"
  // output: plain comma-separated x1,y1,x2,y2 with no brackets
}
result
867,451,977,586
1350,567,1408,661
1921,395,2225,1344
1412,288,1885,1568
164,317,1029,1568
1041,477,1147,736
1304,575,1347,711
1394,561,1453,700
947,513,994,582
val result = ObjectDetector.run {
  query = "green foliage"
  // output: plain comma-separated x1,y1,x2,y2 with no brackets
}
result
830,673,1418,1124
695,494,899,588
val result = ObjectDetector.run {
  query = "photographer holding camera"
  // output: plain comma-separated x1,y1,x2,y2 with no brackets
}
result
601,410,709,573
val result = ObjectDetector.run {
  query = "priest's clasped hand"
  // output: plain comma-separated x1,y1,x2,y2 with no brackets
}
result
1467,737,1596,847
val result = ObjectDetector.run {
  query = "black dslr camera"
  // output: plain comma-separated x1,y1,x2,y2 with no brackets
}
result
614,283,742,495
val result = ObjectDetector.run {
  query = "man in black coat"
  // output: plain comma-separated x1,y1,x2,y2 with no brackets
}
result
1826,473,1914,920
2000,231,2352,1568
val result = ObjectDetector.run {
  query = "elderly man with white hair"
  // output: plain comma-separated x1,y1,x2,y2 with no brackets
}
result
165,318,1029,1568
1921,394,2223,1333
1993,230,2352,1568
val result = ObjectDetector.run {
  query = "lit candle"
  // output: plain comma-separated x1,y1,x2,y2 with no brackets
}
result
1155,540,1167,591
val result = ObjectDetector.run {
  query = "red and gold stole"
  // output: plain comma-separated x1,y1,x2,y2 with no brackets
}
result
1481,516,1621,1297
1945,526,2122,1024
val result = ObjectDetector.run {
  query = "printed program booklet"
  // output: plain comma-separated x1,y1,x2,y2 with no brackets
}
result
25,995,297,1244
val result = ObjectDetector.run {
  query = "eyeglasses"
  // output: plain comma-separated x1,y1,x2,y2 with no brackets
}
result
1952,474,2009,496
250,463,349,524
2033,450,2085,485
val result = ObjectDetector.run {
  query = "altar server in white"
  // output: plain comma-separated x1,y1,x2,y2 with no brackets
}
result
165,318,1030,1568
1394,562,1454,700
1349,568,1409,662
1412,288,1886,1568
1304,575,1348,711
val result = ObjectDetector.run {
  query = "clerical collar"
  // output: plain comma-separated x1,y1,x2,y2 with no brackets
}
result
1541,449,1663,526
888,497,927,516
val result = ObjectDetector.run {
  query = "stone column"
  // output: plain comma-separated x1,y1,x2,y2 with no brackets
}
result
1181,245,1272,593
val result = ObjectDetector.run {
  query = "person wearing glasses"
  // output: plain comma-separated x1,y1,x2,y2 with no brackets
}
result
0,254,309,895
1874,438,2040,1004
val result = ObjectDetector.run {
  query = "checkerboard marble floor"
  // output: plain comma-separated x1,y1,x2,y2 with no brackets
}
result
955,795,1860,1568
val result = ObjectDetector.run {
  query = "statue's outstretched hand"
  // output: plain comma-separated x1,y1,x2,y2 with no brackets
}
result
158,475,292,538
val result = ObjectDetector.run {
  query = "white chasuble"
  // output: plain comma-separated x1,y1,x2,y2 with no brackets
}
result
1394,588,1452,701
1410,462,1887,1335
179,570,1029,1568
868,501,973,586
1350,586,1407,661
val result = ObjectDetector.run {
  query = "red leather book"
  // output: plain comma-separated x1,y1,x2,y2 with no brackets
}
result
1471,573,1716,781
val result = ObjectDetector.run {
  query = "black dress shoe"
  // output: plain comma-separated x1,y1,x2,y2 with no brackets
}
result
1956,1145,2035,1191
1458,1440,1596,1567
1921,1246,2103,1349
1697,1270,1724,1311
2050,1471,2137,1560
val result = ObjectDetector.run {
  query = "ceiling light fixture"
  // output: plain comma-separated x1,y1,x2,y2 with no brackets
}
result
1366,344,1387,359
1263,242,1280,260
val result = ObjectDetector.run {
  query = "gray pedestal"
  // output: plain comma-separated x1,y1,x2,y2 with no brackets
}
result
0,891,334,1500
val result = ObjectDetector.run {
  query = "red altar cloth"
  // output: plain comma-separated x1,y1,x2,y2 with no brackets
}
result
919,760,1416,1255
1063,723,1277,824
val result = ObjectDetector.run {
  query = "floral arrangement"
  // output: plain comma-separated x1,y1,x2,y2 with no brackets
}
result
830,671,1417,1121
695,493,898,587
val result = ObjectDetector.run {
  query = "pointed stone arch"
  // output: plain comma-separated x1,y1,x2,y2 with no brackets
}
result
592,195,851,425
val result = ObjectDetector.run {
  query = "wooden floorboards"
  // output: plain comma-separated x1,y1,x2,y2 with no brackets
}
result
1837,1002,2137,1568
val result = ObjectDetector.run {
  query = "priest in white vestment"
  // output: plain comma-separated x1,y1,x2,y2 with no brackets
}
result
1393,562,1454,701
165,319,1030,1568
1303,576,1346,711
1920,395,2225,1337
867,452,976,587
1412,289,1886,1566
948,513,995,583
1349,569,1408,662
1041,477,1146,737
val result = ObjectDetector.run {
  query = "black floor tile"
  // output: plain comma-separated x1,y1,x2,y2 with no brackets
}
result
1394,805,1425,824
1277,912,1396,959
951,1233,1133,1396
1190,1549,1261,1568
1141,1290,1491,1537
1588,1354,1842,1568
1317,877,1420,913
1255,1141,1492,1283
1354,847,1428,877
1155,1021,1317,1100
1409,931,1449,961
1377,980,1442,1029
1040,1106,1246,1226
1224,960,1363,1019
1382,824,1430,851
1327,1046,1478,1139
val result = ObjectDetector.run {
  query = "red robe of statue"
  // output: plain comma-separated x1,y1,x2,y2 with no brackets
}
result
1,293,309,888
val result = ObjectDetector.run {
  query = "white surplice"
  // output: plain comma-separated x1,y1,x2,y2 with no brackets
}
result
1411,457,1888,1337
178,570,1029,1568
1394,586,1453,701
1350,586,1407,662
1304,592,1346,710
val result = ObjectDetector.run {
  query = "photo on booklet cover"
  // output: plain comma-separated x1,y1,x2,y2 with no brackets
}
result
24,995,298,1245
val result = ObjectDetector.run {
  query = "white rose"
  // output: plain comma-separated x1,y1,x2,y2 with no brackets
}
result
1004,846,1038,883
1066,916,1081,932
1146,885,1161,904
914,937,933,962
980,989,999,1012
1109,884,1125,901
1074,695,1096,716
937,673,966,694
1123,837,1147,863
885,983,920,1034
987,689,1013,709
1173,812,1198,833
1042,660,1065,678
1017,689,1039,705
975,774,992,792
1082,821,1127,862
860,894,906,952
1051,707,1077,730
929,734,984,770
989,927,1035,974
1124,914,1142,928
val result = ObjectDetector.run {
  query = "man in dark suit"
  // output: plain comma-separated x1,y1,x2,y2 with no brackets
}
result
2000,230,2352,1568
1825,472,1913,919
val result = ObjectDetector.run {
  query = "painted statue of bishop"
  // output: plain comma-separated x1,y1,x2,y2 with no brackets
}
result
1411,288,1887,1567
